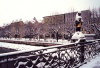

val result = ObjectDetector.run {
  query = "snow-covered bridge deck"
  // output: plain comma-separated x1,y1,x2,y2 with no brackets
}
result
80,54,100,68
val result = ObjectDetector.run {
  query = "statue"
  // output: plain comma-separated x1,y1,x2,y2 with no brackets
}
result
71,12,86,43
75,12,83,32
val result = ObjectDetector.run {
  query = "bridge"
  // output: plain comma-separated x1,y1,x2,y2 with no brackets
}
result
0,39,100,68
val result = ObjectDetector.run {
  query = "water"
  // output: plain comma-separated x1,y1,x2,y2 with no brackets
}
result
0,47,17,54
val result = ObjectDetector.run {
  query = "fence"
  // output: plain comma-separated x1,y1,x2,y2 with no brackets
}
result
0,39,100,68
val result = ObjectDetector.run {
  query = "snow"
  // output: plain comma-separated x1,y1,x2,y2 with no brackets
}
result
80,54,100,68
15,62,28,68
0,38,70,45
0,42,43,51
0,38,100,68
71,32,85,40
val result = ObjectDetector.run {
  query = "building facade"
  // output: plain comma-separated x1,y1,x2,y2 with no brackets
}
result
43,10,92,33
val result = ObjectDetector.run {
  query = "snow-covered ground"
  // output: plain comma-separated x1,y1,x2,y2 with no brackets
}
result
0,38,71,54
0,42,43,51
0,38,70,45
80,54,100,68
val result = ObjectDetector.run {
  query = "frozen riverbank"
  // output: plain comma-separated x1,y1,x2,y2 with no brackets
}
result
0,42,43,53
0,38,70,45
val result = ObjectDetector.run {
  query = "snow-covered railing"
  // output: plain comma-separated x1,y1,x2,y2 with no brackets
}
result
0,39,100,68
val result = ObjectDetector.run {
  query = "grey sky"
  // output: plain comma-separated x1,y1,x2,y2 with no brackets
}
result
0,0,100,26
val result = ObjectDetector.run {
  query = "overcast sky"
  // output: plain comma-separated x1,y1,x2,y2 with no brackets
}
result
0,0,100,26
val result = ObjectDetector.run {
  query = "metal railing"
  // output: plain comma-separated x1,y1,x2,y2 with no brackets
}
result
0,39,100,68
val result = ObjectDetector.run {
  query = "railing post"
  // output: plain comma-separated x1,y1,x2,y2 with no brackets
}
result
7,56,8,68
58,48,60,68
80,44,84,63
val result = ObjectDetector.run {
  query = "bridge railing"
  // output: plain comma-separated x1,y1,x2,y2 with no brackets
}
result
0,39,100,68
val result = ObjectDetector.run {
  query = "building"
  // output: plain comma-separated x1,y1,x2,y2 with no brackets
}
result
43,10,92,33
